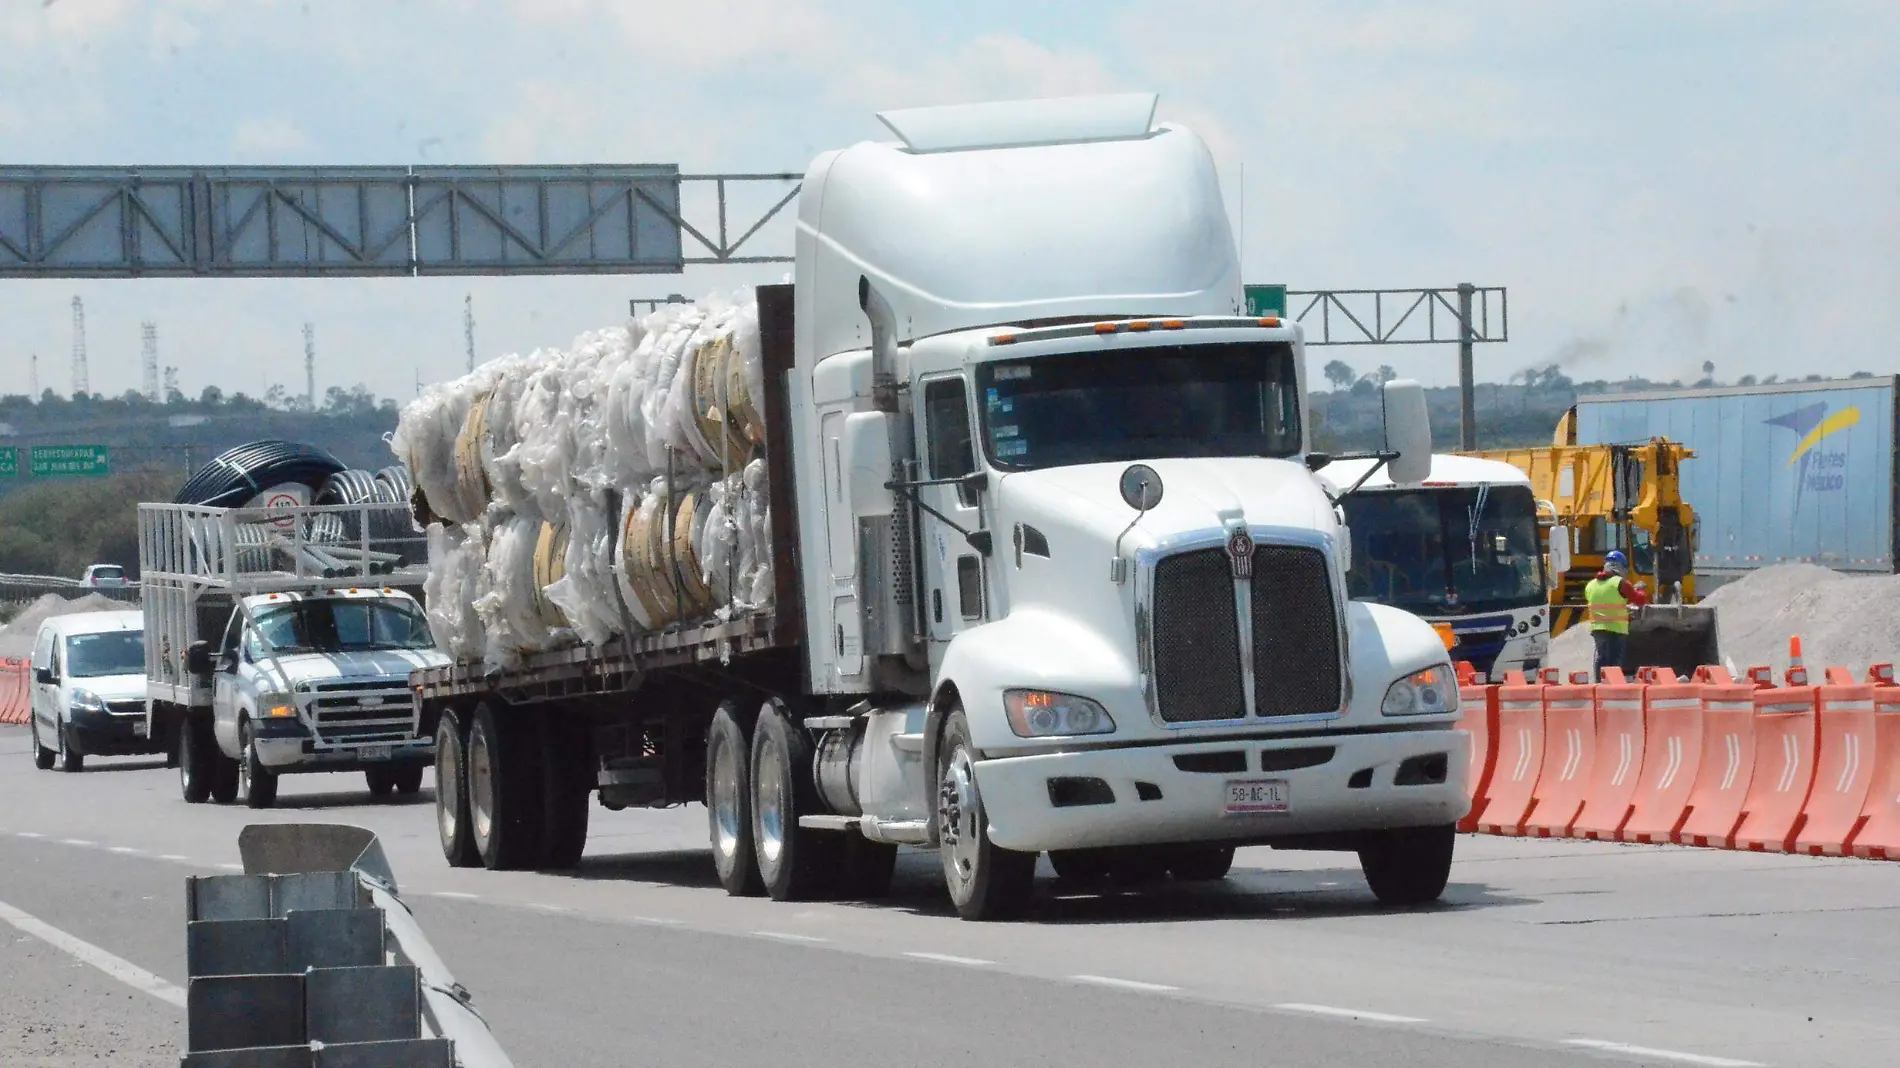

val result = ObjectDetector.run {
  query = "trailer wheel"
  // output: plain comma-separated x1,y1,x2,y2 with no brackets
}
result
937,708,1036,921
179,715,213,804
705,700,763,897
467,702,546,871
750,698,839,902
435,707,480,868
538,716,592,871
237,721,278,809
1358,823,1456,907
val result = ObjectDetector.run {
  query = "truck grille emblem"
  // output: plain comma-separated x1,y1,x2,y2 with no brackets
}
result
1226,528,1254,580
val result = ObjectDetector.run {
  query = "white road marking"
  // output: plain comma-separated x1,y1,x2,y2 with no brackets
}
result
108,846,141,855
1069,974,1178,993
753,930,828,943
632,916,682,926
215,863,242,871
158,855,188,862
16,832,42,839
59,838,95,847
0,897,185,1009
1562,1038,1763,1067
430,891,479,900
1274,1002,1427,1024
525,902,568,913
904,951,993,966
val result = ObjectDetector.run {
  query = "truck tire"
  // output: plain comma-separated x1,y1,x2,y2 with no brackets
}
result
392,766,425,796
1358,823,1456,907
1168,846,1235,882
179,716,213,803
210,744,240,804
366,769,395,797
435,707,481,868
705,700,763,897
749,698,839,902
237,721,278,809
31,717,55,771
467,702,545,871
57,724,85,773
538,716,591,871
937,708,1036,921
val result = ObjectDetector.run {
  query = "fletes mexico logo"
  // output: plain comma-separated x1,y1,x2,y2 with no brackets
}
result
1764,401,1860,509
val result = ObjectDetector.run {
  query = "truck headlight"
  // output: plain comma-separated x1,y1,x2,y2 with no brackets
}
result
69,688,108,712
1003,689,1116,738
1381,665,1459,717
259,692,298,718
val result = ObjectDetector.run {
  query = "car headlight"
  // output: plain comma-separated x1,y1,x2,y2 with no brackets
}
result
1003,689,1116,738
258,692,298,718
68,688,108,712
1381,665,1459,717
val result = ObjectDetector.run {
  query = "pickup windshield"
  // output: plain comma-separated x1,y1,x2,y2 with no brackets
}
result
250,599,434,654
65,631,144,678
974,341,1301,471
1342,484,1545,616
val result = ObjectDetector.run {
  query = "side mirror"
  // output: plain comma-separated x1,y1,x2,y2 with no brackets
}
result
185,641,213,678
841,411,895,518
1547,522,1573,580
1304,452,1332,473
1379,379,1432,485
218,650,239,674
35,667,55,685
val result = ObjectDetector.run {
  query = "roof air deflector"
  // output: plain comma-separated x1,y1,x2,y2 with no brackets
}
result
876,93,1160,153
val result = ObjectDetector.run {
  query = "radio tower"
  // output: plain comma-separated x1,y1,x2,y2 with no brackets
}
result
142,322,160,401
303,323,317,409
29,354,39,398
71,296,89,397
464,293,476,372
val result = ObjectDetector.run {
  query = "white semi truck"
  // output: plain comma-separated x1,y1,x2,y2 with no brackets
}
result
139,499,446,808
1322,455,1555,679
412,93,1470,920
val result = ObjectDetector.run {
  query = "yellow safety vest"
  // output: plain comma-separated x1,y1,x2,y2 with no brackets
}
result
1584,576,1631,634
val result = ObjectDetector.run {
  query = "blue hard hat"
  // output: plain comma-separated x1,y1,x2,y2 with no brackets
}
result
1605,550,1627,564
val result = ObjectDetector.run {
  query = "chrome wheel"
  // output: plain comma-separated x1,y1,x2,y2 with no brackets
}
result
939,746,981,889
437,725,464,845
753,731,786,871
710,726,746,862
467,721,495,846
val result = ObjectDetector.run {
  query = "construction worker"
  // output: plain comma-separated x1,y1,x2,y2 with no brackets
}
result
1585,550,1649,679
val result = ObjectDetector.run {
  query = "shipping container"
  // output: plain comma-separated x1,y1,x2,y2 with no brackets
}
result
1574,377,1899,586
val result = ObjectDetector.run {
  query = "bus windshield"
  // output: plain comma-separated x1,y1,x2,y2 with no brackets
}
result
974,341,1301,471
1342,484,1545,616
249,598,434,655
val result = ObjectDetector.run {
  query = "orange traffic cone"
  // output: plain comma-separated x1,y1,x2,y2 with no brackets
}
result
1786,636,1808,686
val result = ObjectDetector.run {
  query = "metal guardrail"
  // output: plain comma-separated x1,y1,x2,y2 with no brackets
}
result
181,824,513,1067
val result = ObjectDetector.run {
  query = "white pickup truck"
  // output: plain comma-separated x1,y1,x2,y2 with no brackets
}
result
139,499,444,808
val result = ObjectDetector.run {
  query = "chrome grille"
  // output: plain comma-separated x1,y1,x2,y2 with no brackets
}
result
1250,544,1343,717
1150,549,1245,723
305,678,413,744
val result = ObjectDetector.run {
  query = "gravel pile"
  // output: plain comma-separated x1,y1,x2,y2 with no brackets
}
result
0,593,132,659
1546,563,1900,679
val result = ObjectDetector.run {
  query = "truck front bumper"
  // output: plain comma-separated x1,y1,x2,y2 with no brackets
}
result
253,724,433,773
973,728,1470,853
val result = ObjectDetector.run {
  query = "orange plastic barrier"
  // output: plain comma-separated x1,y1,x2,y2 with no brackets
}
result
1676,668,1759,848
1794,669,1880,856
1849,666,1900,860
1573,668,1647,841
1618,675,1707,844
0,659,28,726
1456,677,1500,833
1522,675,1598,837
1476,672,1545,835
1731,683,1821,853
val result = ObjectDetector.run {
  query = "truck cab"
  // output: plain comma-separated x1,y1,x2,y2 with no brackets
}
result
189,588,445,807
1322,455,1551,679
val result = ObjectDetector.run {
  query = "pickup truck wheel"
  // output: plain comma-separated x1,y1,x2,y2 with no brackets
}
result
467,702,545,871
750,698,839,902
179,717,212,803
538,717,591,870
705,700,763,896
209,745,240,805
435,707,481,868
392,767,425,796
937,709,1036,921
1358,823,1456,907
238,722,278,809
56,724,85,773
31,717,55,771
1168,846,1236,882
365,769,395,798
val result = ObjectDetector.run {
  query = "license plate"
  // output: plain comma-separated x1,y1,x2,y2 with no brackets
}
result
359,745,392,761
1223,778,1290,815
132,721,148,737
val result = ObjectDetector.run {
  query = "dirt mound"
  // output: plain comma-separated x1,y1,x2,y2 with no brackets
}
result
0,593,132,659
1546,563,1900,680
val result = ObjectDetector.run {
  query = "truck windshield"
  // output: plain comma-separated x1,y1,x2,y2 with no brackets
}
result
251,599,434,654
64,631,144,678
974,341,1301,471
1342,484,1545,616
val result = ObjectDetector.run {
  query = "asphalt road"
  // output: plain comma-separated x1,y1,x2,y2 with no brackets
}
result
0,723,1895,1068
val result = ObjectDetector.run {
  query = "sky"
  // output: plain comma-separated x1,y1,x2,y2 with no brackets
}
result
2,0,1897,403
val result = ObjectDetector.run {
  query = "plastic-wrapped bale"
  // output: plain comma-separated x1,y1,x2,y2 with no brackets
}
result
566,326,638,496
613,478,717,633
696,460,774,618
530,520,570,631
392,364,506,525
543,490,625,648
510,352,573,524
476,356,541,522
474,515,564,667
424,522,487,660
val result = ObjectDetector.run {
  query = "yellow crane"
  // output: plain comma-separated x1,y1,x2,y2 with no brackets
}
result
1460,407,1719,677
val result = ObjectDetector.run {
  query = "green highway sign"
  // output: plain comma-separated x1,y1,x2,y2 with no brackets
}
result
29,444,110,478
0,448,15,477
1245,284,1288,317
